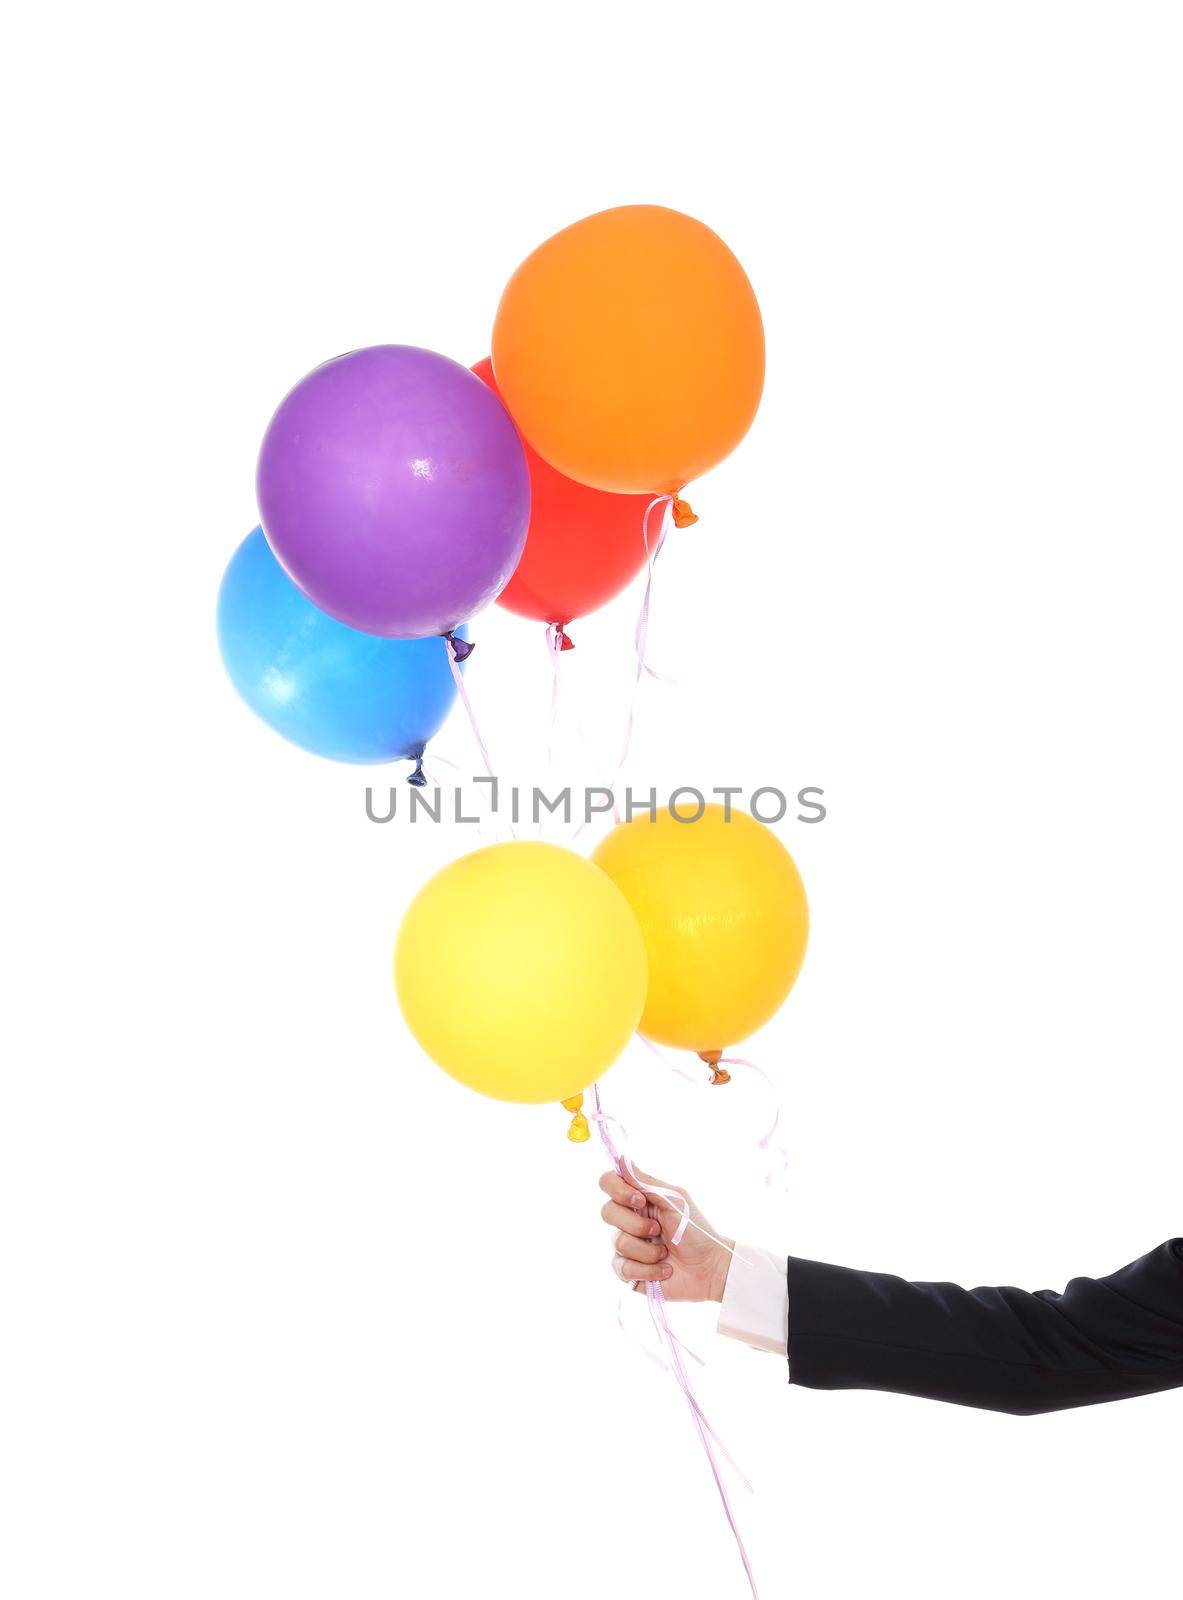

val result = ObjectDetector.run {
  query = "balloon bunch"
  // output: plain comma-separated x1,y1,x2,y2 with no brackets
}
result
397,808,809,1138
220,204,790,1598
396,807,808,1600
217,342,526,779
218,205,765,778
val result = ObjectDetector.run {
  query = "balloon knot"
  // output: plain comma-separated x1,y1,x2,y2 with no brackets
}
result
407,756,427,788
699,1049,730,1086
558,625,575,652
445,630,474,662
561,1093,591,1142
672,496,699,529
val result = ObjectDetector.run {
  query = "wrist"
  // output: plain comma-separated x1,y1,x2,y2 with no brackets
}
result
709,1240,736,1302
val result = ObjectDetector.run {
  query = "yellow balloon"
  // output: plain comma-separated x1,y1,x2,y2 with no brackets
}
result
394,841,648,1106
591,807,808,1056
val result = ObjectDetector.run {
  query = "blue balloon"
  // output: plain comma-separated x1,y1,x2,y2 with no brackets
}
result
217,528,465,770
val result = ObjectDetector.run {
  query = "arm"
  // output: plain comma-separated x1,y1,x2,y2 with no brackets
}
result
596,1174,1183,1414
787,1240,1183,1415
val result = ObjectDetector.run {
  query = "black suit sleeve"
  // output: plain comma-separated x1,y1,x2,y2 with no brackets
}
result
786,1239,1183,1415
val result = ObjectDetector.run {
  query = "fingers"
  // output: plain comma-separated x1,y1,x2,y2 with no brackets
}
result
613,1228,667,1265
598,1170,648,1211
613,1253,674,1285
600,1199,663,1240
617,1162,669,1199
620,1164,691,1228
598,1167,686,1213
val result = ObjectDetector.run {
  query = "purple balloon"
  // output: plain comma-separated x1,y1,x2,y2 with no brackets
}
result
256,345,530,638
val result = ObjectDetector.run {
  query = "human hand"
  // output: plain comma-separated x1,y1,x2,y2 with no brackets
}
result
598,1166,733,1303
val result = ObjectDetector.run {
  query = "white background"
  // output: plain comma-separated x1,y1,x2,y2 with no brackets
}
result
3,4,1180,1596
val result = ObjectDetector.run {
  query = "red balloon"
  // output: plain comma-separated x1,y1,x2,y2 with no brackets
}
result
472,358,655,630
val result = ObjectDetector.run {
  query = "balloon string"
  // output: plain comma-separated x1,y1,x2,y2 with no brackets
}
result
633,496,678,689
616,1299,756,1492
417,751,459,786
614,496,676,806
585,1084,750,1259
409,751,496,845
614,1256,708,1376
444,636,516,841
634,1038,791,1190
587,1082,761,1599
586,1082,626,1169
571,495,675,838
445,637,493,776
545,624,563,772
649,1283,761,1599
717,1056,791,1189
636,1032,705,1084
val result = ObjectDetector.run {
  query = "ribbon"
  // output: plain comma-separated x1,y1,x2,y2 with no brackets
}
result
416,751,459,788
647,1280,761,1598
544,624,565,774
614,495,677,807
445,635,494,777
444,634,516,841
618,1294,706,1371
716,1055,791,1189
632,496,678,689
617,1297,754,1493
584,1085,750,1260
572,495,678,838
637,1037,791,1190
637,1031,705,1084
586,1082,762,1600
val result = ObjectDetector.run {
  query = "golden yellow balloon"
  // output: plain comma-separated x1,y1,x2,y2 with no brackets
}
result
395,841,648,1109
592,807,809,1058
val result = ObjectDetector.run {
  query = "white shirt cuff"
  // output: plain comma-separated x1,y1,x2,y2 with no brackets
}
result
717,1244,788,1357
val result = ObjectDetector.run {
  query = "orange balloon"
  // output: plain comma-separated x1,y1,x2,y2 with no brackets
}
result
492,205,764,496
